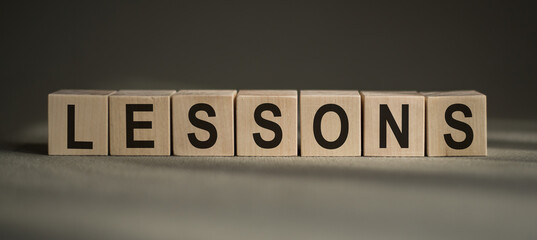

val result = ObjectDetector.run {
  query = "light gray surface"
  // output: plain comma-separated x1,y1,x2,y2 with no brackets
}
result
1,119,537,240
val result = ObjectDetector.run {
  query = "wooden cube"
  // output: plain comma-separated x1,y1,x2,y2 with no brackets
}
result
423,90,487,156
109,90,176,156
172,90,237,156
300,90,361,156
361,91,425,156
48,90,116,155
236,90,297,156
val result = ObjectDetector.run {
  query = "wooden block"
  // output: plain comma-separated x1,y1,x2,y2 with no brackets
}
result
236,90,297,156
172,90,237,156
109,90,176,156
48,90,116,155
361,91,425,156
300,90,361,156
423,90,487,156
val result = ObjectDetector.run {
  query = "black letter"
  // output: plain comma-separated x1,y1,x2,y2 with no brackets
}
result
187,103,218,149
379,104,408,148
313,104,349,149
253,103,283,149
67,105,93,149
444,104,474,149
126,104,154,148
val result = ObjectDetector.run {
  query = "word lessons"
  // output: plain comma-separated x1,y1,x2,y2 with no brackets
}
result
48,90,486,157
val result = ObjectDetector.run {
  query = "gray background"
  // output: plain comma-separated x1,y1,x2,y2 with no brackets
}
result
1,1,537,240
1,1,536,141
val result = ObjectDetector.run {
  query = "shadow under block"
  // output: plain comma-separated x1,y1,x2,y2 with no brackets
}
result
361,91,425,156
236,90,298,156
48,90,116,155
172,90,237,156
109,90,176,156
423,90,487,156
300,90,361,156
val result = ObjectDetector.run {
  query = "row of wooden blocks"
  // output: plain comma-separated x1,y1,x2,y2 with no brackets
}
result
48,90,487,156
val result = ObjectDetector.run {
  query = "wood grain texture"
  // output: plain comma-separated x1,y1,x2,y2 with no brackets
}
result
361,91,425,156
172,90,237,156
109,90,175,156
236,90,297,156
423,90,487,156
300,90,361,156
48,90,116,155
